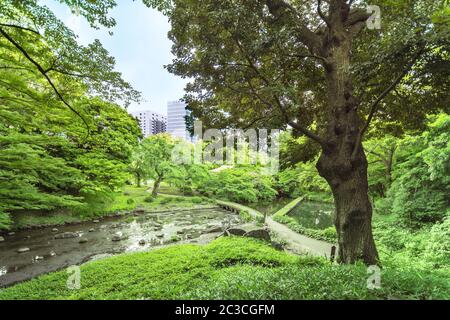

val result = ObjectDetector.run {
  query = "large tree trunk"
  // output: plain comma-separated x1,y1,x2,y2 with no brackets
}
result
317,145,379,265
316,2,379,264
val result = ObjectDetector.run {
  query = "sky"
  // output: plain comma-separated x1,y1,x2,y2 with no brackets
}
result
42,0,189,116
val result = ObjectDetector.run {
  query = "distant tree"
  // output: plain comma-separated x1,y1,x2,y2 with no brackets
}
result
140,134,178,196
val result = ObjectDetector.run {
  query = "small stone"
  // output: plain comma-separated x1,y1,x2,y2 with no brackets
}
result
112,234,127,242
244,229,271,242
54,232,79,240
35,256,44,261
0,236,4,242
156,233,164,238
17,247,30,253
79,238,88,244
110,223,120,229
204,226,222,234
51,228,59,233
185,234,193,239
8,232,15,236
89,228,95,232
177,230,184,235
24,235,31,240
139,239,146,245
271,241,284,251
227,228,247,236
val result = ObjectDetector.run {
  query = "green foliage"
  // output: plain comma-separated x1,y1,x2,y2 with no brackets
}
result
1,237,447,300
381,114,449,226
198,166,277,203
276,160,331,199
373,215,450,271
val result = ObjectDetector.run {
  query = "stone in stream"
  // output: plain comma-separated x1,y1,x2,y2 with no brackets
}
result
17,247,30,253
35,256,44,261
54,232,79,240
93,220,100,223
204,226,222,234
89,228,95,232
8,232,15,236
112,234,127,242
110,223,120,229
244,229,271,242
156,233,164,238
51,228,59,233
226,228,247,236
139,239,146,245
0,236,4,242
79,238,89,244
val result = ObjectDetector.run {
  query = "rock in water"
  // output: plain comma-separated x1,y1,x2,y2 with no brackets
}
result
244,229,271,242
35,256,44,261
227,228,247,236
112,234,127,242
79,238,88,244
89,228,95,232
54,232,79,240
93,220,100,223
17,247,30,253
0,236,5,242
156,233,164,238
51,228,59,233
139,239,146,245
8,232,15,236
204,226,222,234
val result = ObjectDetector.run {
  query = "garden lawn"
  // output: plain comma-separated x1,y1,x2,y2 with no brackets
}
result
0,237,448,300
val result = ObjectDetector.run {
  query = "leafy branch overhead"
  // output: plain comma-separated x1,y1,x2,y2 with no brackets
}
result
0,0,141,134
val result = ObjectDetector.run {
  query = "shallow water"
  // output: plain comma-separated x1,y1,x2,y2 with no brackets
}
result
0,206,242,288
288,201,334,229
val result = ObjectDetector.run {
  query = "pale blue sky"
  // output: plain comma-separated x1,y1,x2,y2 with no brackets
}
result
42,0,188,116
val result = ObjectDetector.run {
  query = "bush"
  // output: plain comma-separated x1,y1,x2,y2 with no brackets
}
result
198,166,277,203
190,197,203,204
144,196,155,203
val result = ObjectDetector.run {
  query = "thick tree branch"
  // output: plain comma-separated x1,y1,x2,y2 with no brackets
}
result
317,0,331,28
0,23,40,35
0,27,90,138
265,0,321,52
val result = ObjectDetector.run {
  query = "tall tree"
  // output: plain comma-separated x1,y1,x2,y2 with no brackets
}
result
145,0,450,264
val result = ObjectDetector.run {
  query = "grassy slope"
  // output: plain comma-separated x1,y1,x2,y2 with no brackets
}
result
1,237,448,300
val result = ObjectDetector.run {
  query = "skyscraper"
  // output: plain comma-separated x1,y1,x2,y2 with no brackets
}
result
130,110,167,138
167,101,191,141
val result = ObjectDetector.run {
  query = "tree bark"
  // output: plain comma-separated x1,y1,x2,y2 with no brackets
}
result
314,1,379,265
136,173,141,188
151,176,162,196
317,146,379,265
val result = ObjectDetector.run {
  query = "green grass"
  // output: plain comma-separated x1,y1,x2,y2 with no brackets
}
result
1,237,448,300
11,186,212,230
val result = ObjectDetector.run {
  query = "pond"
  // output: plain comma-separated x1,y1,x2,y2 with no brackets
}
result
0,206,245,288
248,198,293,216
288,201,335,229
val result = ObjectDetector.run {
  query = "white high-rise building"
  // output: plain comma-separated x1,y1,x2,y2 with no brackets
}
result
130,110,167,138
167,101,191,141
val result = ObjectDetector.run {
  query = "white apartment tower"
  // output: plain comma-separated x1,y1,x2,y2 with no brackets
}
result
167,101,191,141
131,110,167,138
